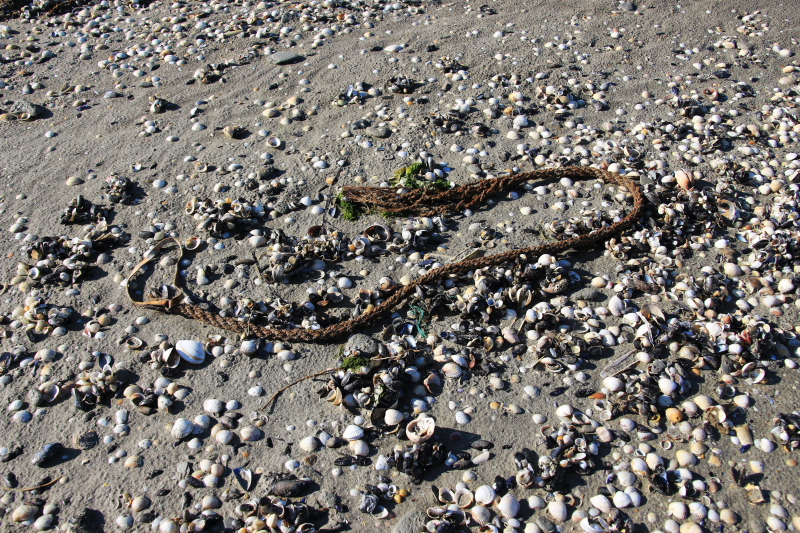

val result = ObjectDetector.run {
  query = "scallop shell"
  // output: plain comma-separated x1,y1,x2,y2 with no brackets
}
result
474,485,496,506
175,340,205,364
471,506,492,526
548,500,568,522
171,418,194,440
497,494,519,519
406,417,436,444
342,424,365,441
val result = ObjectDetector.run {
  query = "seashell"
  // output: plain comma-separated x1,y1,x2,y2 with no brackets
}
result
693,395,714,410
342,424,365,441
735,424,754,446
676,449,697,467
203,399,223,414
658,378,678,396
581,517,608,533
299,436,319,452
215,429,233,444
184,237,203,250
675,169,694,190
406,417,436,443
630,457,648,475
548,500,568,522
240,339,260,355
454,487,474,508
31,443,61,466
441,362,463,378
625,487,642,507
350,439,369,457
612,491,631,508
266,136,282,148
384,409,404,426
497,494,520,518
689,502,707,520
589,495,612,513
455,411,471,425
474,485,496,506
471,505,492,526
555,405,574,418
668,502,688,520
528,495,546,510
603,376,624,392
472,450,491,464
619,418,636,432
617,471,636,487
240,426,261,441
234,468,253,491
272,479,312,497
175,340,205,364
608,295,625,316
131,496,151,512
170,418,194,440
12,504,39,523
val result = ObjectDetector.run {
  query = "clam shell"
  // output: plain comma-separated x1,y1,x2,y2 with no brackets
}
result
612,491,631,508
617,471,636,488
12,504,39,523
349,439,369,457
299,436,319,452
342,424,365,441
474,485,496,506
240,426,261,441
170,418,194,440
175,340,205,364
589,495,612,513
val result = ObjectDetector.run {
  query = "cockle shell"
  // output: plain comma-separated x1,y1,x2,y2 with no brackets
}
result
171,418,194,439
342,424,365,441
497,494,519,518
384,409,404,426
299,436,319,452
441,362,463,378
471,506,492,526
474,485,496,506
175,340,205,364
548,500,568,522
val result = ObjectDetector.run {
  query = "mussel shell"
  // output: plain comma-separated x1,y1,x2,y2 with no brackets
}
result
31,442,62,466
271,479,312,497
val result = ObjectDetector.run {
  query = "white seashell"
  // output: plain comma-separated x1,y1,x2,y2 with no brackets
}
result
215,429,232,444
472,450,491,464
693,395,714,410
455,411,471,425
608,295,625,316
240,340,259,355
580,517,607,533
617,471,636,488
675,449,697,467
175,340,205,364
767,517,787,531
349,439,369,457
619,418,636,432
475,485,496,506
240,426,261,441
342,424,364,441
590,495,612,513
384,409,404,426
630,457,648,475
471,506,492,526
374,455,390,471
689,502,707,520
527,495,546,510
203,399,223,413
170,418,194,439
658,378,678,396
276,349,295,361
681,401,699,417
603,376,624,392
555,405,574,417
548,500,568,522
441,362,463,378
624,486,642,507
668,502,688,520
612,491,631,508
497,494,519,518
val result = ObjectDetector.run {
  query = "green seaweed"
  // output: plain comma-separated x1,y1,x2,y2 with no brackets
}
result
336,192,364,222
340,355,370,370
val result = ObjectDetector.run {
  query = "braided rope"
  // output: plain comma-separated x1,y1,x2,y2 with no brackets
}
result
128,167,645,343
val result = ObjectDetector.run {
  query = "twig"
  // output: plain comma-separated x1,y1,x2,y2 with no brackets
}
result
261,369,336,413
0,476,63,492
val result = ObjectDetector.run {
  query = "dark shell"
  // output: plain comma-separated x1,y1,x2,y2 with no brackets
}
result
470,439,494,450
31,443,62,466
271,479,312,497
